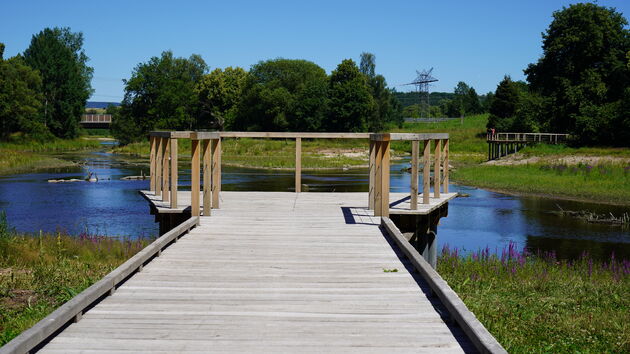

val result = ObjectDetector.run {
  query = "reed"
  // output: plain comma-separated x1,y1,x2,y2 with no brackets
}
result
438,242,629,353
0,213,152,344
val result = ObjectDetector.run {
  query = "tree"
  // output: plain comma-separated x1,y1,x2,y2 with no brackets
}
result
196,67,248,130
487,76,520,130
359,52,375,78
524,3,630,145
327,59,375,132
23,27,93,138
112,51,207,143
0,44,44,139
235,59,328,131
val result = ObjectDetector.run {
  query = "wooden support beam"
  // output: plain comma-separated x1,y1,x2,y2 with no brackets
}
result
149,136,156,192
191,139,200,217
169,138,178,209
443,139,449,194
373,141,382,216
161,137,170,203
368,140,375,210
380,139,391,217
155,137,163,197
202,140,211,216
211,139,221,209
295,137,301,193
410,140,419,210
434,139,441,198
423,140,430,204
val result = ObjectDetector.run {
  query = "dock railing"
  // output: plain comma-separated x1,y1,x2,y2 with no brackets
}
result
148,131,449,218
488,132,569,143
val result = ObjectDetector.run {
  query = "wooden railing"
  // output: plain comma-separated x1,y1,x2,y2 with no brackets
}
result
80,114,112,123
148,131,449,218
488,132,569,143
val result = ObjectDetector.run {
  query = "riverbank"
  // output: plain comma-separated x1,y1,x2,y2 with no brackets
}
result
452,146,630,206
0,215,152,345
438,243,629,353
0,138,101,175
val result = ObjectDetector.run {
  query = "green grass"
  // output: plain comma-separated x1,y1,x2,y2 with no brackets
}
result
453,162,630,205
0,138,100,175
518,143,630,158
438,244,629,353
0,214,152,345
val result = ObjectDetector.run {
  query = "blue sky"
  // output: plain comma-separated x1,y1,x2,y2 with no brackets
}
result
2,0,629,102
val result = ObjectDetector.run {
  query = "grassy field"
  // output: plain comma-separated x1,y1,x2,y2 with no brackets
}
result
453,162,630,205
438,243,629,353
0,138,101,175
0,213,152,345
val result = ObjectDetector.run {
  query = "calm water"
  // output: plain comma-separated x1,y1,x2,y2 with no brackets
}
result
0,147,628,260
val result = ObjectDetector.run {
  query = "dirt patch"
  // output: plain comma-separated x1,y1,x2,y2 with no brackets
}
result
0,289,38,311
317,148,368,159
485,153,630,166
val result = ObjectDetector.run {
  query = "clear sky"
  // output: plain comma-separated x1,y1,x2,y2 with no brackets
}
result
2,0,629,102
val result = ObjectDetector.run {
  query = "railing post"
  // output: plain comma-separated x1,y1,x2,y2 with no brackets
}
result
161,137,170,202
202,139,212,216
423,140,430,204
433,139,441,198
368,140,375,210
149,135,156,192
380,137,390,217
373,140,382,216
443,139,449,194
410,140,419,210
155,137,163,197
211,138,221,209
170,137,178,209
191,138,200,217
295,137,301,193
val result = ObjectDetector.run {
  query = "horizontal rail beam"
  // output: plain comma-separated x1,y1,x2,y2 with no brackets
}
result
219,132,370,139
0,217,200,354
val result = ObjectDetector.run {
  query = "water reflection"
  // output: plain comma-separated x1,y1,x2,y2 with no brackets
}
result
0,149,627,261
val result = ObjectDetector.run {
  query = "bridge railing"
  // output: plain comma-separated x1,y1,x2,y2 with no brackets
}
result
488,132,569,143
80,114,112,123
148,131,449,218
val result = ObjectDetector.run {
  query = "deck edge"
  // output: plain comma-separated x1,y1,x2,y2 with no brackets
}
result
0,217,200,354
381,217,507,354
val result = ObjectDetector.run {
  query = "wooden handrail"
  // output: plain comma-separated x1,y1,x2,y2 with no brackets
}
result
148,131,450,218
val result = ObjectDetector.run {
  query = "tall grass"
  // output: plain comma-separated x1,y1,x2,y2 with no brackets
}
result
438,243,629,353
0,213,152,344
452,162,630,205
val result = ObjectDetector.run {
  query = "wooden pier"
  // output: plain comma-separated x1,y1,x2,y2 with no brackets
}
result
487,132,569,160
2,132,506,354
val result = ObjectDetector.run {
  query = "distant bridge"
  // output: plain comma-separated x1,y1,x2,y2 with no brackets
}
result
80,114,112,128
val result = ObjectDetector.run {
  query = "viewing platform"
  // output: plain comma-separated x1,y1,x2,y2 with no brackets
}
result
2,131,505,354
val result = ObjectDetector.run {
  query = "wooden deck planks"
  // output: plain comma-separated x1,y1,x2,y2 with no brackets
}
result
40,192,471,353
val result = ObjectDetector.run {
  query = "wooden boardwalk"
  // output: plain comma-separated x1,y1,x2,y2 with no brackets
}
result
39,192,472,353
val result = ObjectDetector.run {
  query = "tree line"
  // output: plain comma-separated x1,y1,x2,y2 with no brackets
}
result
0,28,93,140
396,85,493,119
487,3,630,146
111,52,403,144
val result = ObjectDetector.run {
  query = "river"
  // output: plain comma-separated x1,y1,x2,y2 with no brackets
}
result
0,145,628,261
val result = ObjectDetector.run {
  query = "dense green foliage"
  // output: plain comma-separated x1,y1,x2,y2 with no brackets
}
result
113,53,403,143
327,59,374,132
444,81,483,117
196,67,248,130
490,3,630,146
439,244,629,353
23,28,93,139
0,47,43,139
235,59,329,131
111,51,208,144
